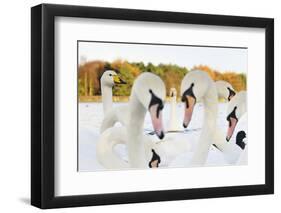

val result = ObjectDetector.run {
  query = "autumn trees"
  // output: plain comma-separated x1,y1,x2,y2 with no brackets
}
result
192,65,247,91
78,60,247,99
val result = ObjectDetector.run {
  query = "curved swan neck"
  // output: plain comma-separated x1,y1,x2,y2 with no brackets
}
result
101,84,113,114
127,93,147,167
190,84,218,166
204,88,218,122
129,92,146,122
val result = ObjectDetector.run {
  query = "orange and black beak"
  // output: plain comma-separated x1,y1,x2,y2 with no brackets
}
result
181,83,196,128
226,106,238,141
148,89,165,139
113,75,126,84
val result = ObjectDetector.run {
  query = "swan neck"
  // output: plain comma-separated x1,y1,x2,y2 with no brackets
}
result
127,92,147,167
127,93,146,133
190,85,218,166
101,84,112,114
203,87,218,131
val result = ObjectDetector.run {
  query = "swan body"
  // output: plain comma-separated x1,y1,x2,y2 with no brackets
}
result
97,126,191,169
167,88,183,132
181,70,218,166
100,104,128,133
96,127,131,169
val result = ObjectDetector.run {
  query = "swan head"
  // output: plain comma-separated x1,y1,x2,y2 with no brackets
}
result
100,70,126,87
226,91,247,141
215,80,236,101
132,72,166,139
169,88,177,98
180,70,212,128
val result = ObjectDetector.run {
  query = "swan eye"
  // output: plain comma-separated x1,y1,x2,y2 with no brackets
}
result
109,74,112,76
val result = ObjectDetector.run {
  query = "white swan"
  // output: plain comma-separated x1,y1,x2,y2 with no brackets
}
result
167,88,183,132
98,72,166,168
215,80,236,101
213,91,247,164
126,72,166,167
100,70,125,114
180,70,218,166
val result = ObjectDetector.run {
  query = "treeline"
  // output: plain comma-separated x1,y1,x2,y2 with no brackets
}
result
78,60,246,98
191,65,247,91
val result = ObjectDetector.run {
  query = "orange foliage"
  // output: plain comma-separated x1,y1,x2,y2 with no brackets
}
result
192,65,246,91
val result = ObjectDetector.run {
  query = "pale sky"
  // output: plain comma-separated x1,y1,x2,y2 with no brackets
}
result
78,41,247,73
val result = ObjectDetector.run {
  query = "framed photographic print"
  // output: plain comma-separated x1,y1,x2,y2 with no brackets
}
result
31,3,274,209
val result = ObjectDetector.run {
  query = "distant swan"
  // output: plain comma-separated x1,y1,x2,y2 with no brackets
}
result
167,88,183,132
100,70,125,114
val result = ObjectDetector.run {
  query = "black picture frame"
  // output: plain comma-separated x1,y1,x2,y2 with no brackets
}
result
31,3,274,209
